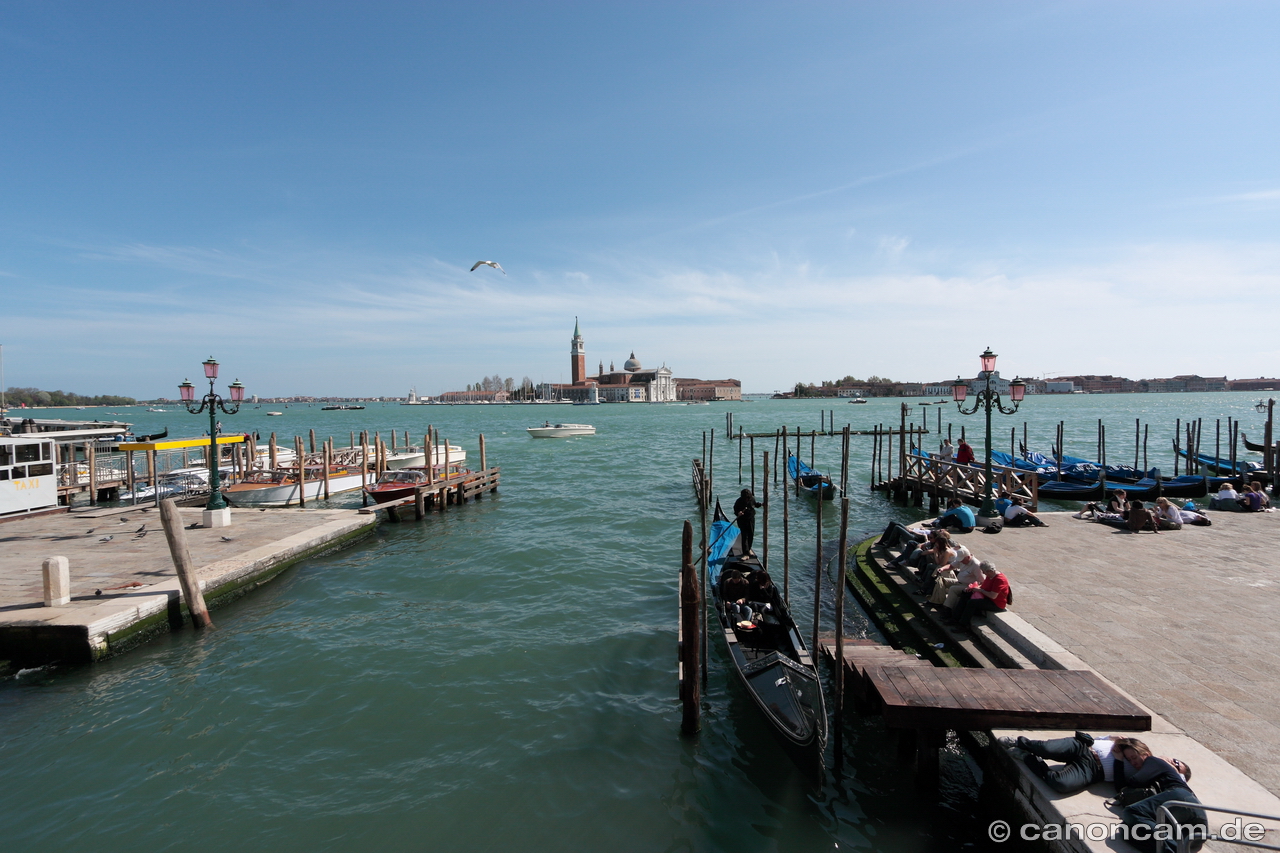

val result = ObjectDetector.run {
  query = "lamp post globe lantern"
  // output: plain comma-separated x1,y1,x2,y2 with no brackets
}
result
180,359,244,515
953,348,1023,521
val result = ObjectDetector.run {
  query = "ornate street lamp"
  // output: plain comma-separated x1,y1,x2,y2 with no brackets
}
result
952,348,1025,519
180,357,245,518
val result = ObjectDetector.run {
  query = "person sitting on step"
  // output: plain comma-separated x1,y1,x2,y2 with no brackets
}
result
945,561,1009,627
886,527,948,572
931,554,985,610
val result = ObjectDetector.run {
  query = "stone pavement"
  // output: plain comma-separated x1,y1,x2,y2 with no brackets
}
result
0,504,375,665
0,504,362,612
948,509,1280,797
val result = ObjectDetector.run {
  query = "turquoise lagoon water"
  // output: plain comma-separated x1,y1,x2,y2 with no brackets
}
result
0,394,1269,852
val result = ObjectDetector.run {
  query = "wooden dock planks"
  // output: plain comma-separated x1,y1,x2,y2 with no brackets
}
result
863,667,1150,732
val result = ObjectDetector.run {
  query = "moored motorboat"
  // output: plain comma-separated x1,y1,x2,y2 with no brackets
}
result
526,423,596,438
362,463,473,504
707,501,826,770
384,443,466,469
223,463,366,507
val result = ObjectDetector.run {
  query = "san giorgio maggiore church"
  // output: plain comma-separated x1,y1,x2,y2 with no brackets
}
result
538,319,677,403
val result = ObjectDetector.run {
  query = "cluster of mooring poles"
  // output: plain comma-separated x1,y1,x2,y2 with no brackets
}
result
682,421,859,771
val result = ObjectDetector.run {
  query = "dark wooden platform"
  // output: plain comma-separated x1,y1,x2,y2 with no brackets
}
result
865,666,1151,732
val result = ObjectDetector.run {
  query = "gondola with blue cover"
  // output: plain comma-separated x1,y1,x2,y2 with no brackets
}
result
787,454,837,500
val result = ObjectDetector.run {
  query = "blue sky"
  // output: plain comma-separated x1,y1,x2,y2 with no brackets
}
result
2,2,1278,397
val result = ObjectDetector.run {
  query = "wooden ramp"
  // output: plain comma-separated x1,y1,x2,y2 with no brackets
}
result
818,636,935,712
863,666,1151,732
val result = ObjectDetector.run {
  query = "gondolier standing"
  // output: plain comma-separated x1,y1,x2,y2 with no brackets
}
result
733,488,763,556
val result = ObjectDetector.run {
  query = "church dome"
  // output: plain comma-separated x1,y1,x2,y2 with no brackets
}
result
623,352,641,372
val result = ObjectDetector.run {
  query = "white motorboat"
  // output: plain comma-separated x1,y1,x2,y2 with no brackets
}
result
119,466,231,502
526,423,596,438
223,463,367,507
385,443,466,470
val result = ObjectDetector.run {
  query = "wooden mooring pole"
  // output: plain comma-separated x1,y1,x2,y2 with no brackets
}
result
833,495,849,771
679,520,701,735
159,499,213,629
295,436,306,507
323,440,332,500
783,446,790,605
811,481,823,658
762,450,770,572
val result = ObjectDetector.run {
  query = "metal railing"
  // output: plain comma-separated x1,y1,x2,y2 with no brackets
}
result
1156,801,1280,853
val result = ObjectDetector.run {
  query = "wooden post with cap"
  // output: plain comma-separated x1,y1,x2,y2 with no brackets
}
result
159,498,213,629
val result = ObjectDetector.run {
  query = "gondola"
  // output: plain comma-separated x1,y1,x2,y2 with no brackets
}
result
1242,433,1271,453
1037,479,1107,501
707,501,827,770
136,427,168,442
786,454,837,500
1175,448,1268,481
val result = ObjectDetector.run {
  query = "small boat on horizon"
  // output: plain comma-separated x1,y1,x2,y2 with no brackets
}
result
320,404,366,411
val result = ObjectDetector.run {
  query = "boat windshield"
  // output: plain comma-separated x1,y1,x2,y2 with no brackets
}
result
243,471,287,484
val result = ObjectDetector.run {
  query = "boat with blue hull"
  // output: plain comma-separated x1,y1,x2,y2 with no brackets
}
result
787,455,837,500
707,501,826,771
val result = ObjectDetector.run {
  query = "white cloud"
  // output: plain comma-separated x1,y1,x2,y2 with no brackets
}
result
6,238,1280,397
1220,189,1280,203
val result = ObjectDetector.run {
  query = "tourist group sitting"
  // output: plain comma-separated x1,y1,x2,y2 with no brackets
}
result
1076,488,1213,531
879,521,1011,632
1210,480,1272,512
999,732,1208,852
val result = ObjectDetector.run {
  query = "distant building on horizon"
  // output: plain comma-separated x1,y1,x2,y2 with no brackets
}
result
539,319,677,403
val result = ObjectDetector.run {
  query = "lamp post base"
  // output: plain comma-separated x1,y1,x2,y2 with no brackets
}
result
976,513,1002,529
202,507,232,529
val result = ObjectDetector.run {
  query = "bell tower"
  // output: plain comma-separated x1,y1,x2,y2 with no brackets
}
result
570,317,586,385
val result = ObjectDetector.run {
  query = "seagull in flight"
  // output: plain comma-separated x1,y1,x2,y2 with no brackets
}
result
469,261,506,275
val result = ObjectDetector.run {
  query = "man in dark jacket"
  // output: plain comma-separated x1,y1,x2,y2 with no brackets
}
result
733,489,763,555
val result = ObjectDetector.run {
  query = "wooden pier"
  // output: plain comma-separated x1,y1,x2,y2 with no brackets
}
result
359,467,501,521
875,453,1042,512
